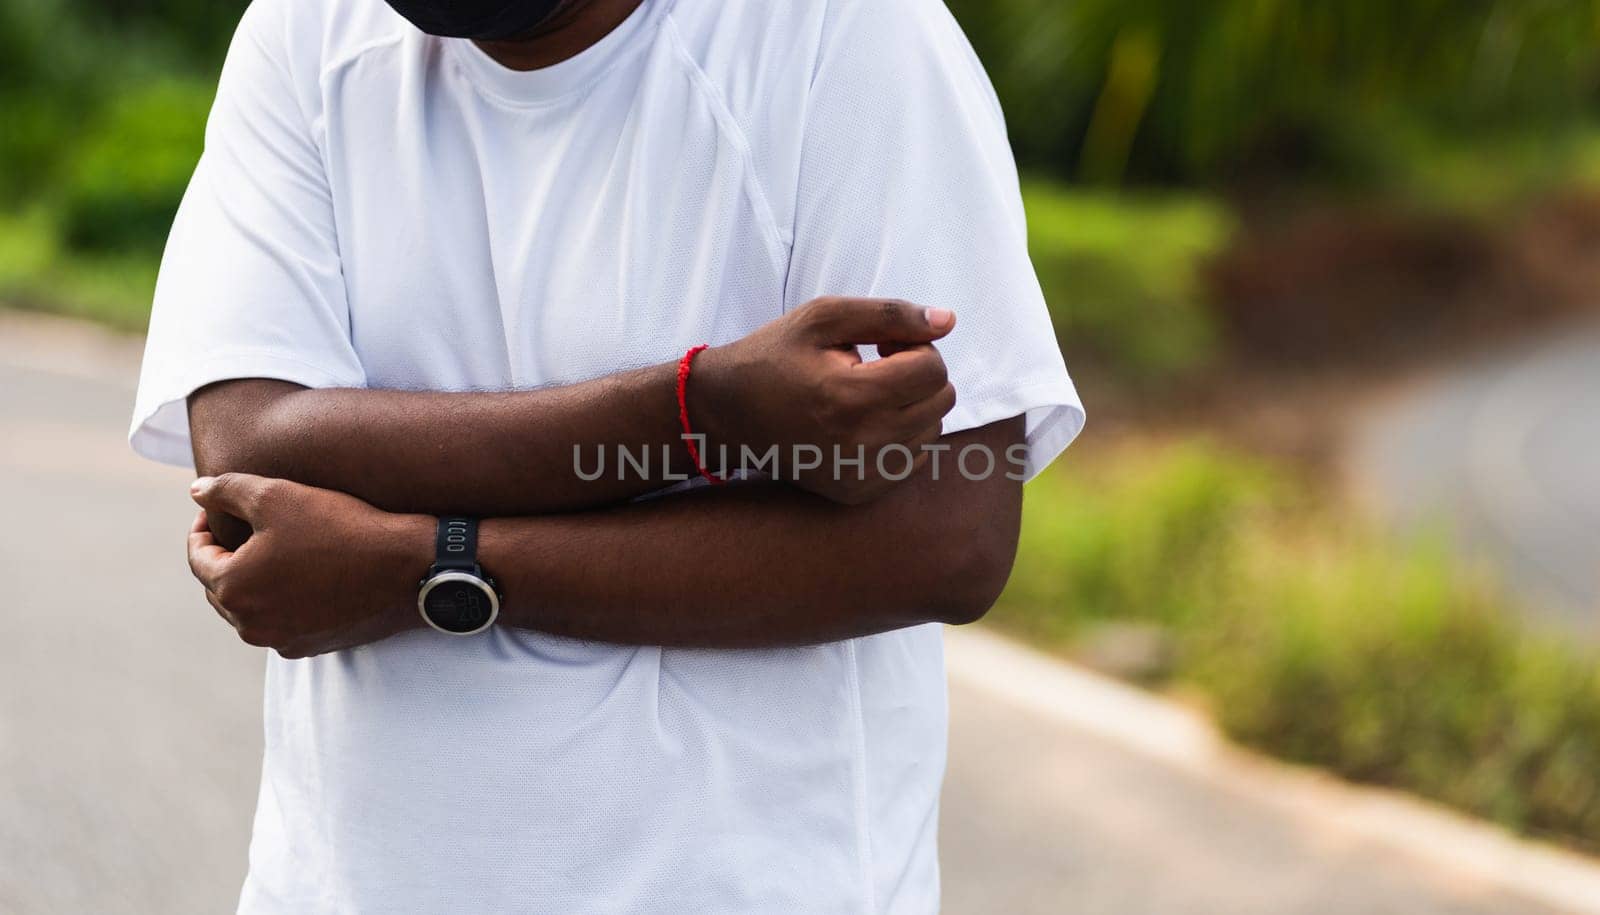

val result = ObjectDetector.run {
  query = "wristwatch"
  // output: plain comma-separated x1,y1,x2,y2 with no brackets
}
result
417,517,500,635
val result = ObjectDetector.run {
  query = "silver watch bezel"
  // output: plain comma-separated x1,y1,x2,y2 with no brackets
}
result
417,570,500,636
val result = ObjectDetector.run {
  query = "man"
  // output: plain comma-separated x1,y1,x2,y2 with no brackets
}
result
130,0,1083,910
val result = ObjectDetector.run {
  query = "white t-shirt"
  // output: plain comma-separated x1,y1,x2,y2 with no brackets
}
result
130,0,1084,911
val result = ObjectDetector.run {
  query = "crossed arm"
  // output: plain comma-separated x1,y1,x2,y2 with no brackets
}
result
185,298,1026,656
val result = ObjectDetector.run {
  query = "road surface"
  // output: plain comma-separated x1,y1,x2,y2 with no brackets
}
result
1353,324,1600,634
0,313,1559,914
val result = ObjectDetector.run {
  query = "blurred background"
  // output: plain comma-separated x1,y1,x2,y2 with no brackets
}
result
3,0,1600,912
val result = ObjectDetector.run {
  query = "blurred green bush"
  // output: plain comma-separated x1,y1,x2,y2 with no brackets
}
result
1197,540,1600,844
74,0,249,65
0,0,95,203
0,208,162,330
1024,179,1230,383
59,79,212,253
997,443,1600,848
0,0,221,237
0,0,222,324
948,0,1600,187
1001,442,1277,637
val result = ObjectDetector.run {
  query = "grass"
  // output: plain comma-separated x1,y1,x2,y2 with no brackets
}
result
997,441,1600,850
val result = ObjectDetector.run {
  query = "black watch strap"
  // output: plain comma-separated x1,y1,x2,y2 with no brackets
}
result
420,516,500,636
433,517,480,573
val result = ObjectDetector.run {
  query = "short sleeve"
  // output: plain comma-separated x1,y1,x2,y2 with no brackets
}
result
128,0,365,468
782,0,1084,480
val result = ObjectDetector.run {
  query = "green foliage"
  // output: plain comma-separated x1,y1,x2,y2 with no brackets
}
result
0,0,218,208
1194,539,1600,844
0,209,160,330
948,0,1600,186
1002,442,1276,635
0,0,226,316
0,1,94,202
74,0,250,66
997,443,1600,848
58,79,212,253
1024,179,1231,382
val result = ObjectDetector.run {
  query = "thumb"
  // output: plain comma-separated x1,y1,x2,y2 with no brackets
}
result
190,472,274,525
809,297,956,347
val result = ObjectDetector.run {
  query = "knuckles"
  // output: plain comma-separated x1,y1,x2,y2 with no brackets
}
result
796,295,845,332
877,298,912,326
212,472,288,518
794,295,918,338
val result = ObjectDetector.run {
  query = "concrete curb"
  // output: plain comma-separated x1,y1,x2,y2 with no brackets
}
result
945,624,1600,915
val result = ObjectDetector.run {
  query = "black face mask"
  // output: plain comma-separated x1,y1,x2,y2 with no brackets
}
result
383,0,569,40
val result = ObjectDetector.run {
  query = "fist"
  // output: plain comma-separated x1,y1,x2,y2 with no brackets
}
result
692,297,958,505
186,473,431,657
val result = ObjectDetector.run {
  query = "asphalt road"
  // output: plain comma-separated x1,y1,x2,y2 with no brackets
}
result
1353,324,1600,634
0,314,1556,914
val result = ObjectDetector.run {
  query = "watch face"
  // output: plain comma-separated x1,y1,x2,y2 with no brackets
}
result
420,573,498,635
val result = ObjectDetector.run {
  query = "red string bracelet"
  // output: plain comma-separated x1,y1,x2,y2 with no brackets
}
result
676,344,725,485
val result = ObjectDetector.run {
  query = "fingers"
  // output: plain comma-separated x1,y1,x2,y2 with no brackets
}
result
856,384,953,468
189,503,290,653
804,297,956,347
851,344,948,405
892,382,957,439
190,472,278,529
191,514,253,641
187,510,232,586
204,584,278,649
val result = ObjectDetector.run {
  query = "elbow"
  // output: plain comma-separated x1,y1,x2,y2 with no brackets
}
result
923,502,1021,627
187,379,299,478
192,422,274,479
930,536,1017,626
192,434,254,478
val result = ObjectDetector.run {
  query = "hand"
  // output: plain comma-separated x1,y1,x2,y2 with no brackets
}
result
186,473,432,658
692,297,959,505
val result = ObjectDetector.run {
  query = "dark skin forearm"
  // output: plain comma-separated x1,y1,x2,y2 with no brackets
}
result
188,297,963,550
481,419,1023,647
183,299,1004,652
189,363,694,521
185,419,1025,655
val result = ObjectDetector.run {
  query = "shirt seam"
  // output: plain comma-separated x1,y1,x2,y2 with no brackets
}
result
319,31,410,89
661,12,793,272
439,1,669,111
442,40,627,111
311,33,408,335
313,32,410,140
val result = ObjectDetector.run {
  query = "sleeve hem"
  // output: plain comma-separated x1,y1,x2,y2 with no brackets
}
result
940,375,1086,482
128,348,366,470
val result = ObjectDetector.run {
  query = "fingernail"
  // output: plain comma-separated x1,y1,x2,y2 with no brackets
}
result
191,476,214,496
924,307,954,329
